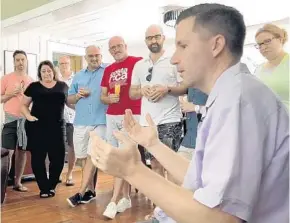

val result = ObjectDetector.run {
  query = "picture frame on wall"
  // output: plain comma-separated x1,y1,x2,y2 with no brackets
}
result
4,50,38,80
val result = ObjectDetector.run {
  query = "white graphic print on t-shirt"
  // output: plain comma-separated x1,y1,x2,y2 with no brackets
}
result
109,68,128,89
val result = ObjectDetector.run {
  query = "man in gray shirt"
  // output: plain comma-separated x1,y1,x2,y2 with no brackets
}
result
89,3,289,223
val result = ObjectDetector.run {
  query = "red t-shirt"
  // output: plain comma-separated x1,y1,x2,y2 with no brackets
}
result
101,56,142,115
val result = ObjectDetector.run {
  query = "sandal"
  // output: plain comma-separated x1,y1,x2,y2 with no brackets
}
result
13,185,28,192
65,179,74,186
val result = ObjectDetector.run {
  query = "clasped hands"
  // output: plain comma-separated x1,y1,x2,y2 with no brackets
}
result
141,85,169,102
90,109,159,179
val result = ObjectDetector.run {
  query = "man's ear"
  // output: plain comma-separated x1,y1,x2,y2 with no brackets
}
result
211,34,226,58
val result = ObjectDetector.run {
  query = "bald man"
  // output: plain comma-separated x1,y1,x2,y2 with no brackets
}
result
66,46,108,207
58,56,76,186
100,36,143,219
130,24,188,173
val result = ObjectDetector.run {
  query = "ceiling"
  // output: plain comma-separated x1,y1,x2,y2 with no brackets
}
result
2,0,289,47
1,0,58,20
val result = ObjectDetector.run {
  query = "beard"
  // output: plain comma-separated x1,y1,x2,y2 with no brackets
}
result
148,43,162,53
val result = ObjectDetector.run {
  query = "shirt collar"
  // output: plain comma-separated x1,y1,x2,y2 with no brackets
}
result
60,72,74,81
144,51,171,64
85,63,106,72
205,62,241,108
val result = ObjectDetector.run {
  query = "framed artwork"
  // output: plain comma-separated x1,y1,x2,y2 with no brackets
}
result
4,50,38,80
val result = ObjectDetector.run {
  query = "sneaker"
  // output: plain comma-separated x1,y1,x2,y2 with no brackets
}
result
116,197,132,213
67,193,82,207
81,190,96,204
103,202,118,219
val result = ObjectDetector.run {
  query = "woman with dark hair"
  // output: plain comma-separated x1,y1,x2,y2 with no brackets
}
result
21,60,69,198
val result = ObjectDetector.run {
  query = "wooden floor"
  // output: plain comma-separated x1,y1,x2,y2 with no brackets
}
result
1,169,153,223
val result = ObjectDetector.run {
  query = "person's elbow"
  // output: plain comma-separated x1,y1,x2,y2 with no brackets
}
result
67,95,75,104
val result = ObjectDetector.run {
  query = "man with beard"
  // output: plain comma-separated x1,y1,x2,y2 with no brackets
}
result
130,25,188,183
100,36,143,219
1,50,34,192
66,45,107,207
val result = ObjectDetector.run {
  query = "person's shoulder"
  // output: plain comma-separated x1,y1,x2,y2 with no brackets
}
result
73,69,86,79
132,58,146,70
234,72,281,117
128,56,143,62
1,72,15,81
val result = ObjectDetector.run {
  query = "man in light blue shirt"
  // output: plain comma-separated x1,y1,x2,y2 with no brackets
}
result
66,45,108,207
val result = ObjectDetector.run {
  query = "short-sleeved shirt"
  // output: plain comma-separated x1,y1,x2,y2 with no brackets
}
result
68,65,108,126
131,54,182,126
101,56,142,115
59,73,75,123
180,88,208,149
24,81,68,123
1,72,33,117
155,63,289,223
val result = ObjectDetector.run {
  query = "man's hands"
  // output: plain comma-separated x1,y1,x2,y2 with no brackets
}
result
90,130,141,178
78,87,90,98
141,85,169,102
108,93,120,104
179,96,195,113
27,115,38,122
89,109,161,178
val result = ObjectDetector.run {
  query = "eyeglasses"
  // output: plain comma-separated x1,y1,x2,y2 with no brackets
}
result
146,67,153,82
109,44,124,51
145,34,162,41
254,37,276,49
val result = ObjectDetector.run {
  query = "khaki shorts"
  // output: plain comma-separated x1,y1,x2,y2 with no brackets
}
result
73,125,106,159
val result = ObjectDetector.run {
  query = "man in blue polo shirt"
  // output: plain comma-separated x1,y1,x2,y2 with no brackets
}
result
178,88,207,160
66,45,108,207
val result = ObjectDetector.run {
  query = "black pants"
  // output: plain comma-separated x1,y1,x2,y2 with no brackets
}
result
30,146,65,192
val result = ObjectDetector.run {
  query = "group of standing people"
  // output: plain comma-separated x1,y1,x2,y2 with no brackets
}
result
1,3,289,223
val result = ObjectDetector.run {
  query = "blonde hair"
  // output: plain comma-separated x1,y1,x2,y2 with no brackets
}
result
256,23,288,45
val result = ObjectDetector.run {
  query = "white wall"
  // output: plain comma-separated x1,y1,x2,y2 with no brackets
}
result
1,31,87,78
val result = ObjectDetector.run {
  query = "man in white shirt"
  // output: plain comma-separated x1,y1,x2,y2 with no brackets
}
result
130,25,187,180
58,56,76,186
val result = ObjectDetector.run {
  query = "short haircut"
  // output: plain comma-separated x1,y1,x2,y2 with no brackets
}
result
13,50,27,59
176,3,246,60
37,60,57,81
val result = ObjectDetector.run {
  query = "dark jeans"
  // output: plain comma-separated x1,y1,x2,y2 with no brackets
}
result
30,146,65,192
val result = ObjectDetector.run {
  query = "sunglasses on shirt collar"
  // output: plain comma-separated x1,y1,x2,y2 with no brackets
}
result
146,67,153,82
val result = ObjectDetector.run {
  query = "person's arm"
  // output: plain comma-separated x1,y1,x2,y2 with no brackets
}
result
146,140,190,185
129,85,142,100
21,83,38,121
167,81,188,96
67,76,82,104
21,96,33,119
0,76,21,103
126,101,266,223
63,82,75,109
129,62,143,100
100,87,112,104
125,163,240,223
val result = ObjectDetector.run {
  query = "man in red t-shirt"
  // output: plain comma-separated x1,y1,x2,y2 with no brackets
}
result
100,36,142,219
